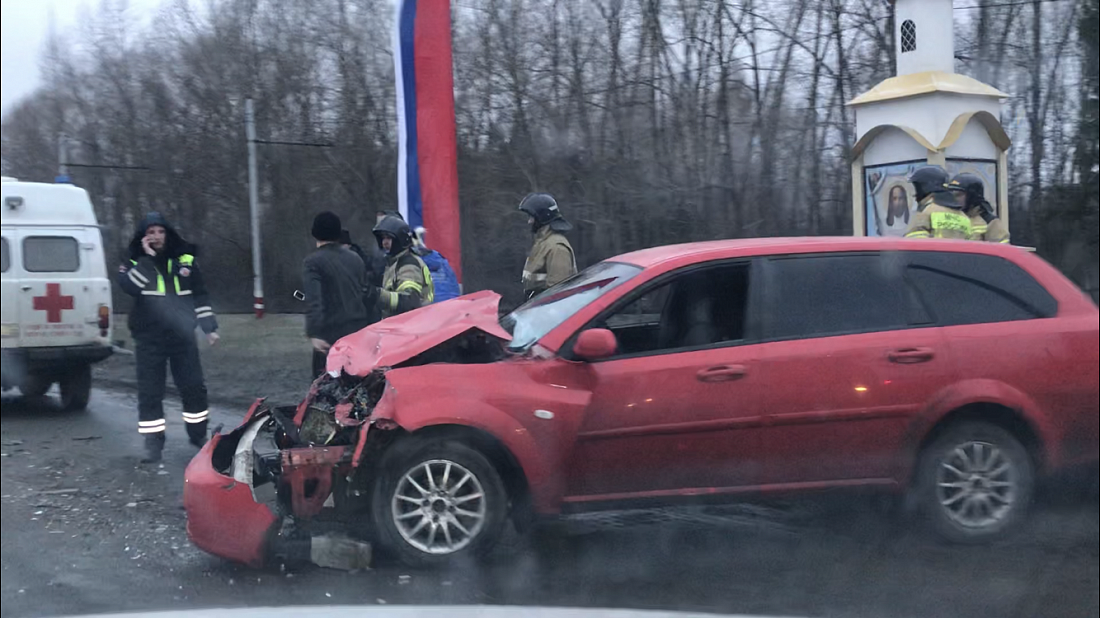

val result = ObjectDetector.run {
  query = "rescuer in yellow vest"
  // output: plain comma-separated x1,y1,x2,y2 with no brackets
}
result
944,173,1011,243
366,215,434,318
518,193,577,301
904,166,976,241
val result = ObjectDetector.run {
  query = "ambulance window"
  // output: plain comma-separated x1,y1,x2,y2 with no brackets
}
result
23,236,80,273
1,237,9,272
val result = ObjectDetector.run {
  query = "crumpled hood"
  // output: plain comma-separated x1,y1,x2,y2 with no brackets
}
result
327,290,511,375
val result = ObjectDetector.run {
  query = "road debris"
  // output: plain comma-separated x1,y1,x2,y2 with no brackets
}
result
39,488,80,495
309,534,372,571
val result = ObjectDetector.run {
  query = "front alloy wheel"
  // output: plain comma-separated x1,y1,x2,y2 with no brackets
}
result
392,459,488,555
373,439,507,567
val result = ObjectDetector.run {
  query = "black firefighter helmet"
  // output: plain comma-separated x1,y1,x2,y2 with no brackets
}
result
946,173,986,209
518,193,573,233
373,214,413,255
908,166,952,205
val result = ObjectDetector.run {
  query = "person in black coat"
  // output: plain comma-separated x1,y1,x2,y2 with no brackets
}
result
303,212,372,378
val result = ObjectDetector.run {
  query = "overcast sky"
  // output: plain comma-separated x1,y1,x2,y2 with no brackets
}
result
0,0,160,116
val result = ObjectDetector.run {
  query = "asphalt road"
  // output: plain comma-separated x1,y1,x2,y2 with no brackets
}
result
2,387,1097,618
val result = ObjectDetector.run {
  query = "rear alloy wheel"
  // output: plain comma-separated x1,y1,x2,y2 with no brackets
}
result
59,365,92,411
917,422,1034,544
372,439,507,568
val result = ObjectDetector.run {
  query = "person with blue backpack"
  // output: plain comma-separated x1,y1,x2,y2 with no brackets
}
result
413,226,460,303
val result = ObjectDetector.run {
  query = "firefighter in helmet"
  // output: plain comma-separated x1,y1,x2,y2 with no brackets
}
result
366,215,434,318
518,193,577,300
904,166,972,240
944,173,1011,243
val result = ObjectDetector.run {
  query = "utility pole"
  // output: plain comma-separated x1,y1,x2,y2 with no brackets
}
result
56,133,71,183
246,98,264,318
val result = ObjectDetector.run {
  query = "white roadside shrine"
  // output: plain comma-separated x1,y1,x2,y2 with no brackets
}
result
848,0,1012,238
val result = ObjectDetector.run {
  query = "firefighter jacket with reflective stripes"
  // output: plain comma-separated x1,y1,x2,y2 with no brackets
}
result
904,201,1011,243
118,252,218,339
378,249,434,318
523,226,576,297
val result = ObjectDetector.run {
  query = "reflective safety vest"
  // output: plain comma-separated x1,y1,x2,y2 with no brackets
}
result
129,253,196,296
904,204,1011,243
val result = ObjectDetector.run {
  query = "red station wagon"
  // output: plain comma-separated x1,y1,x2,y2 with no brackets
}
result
183,237,1099,568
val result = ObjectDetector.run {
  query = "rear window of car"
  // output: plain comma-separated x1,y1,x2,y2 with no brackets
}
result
904,251,1058,325
1,237,9,273
764,253,920,340
23,236,80,273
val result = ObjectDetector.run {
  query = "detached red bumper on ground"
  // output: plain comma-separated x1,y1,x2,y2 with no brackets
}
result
183,435,279,568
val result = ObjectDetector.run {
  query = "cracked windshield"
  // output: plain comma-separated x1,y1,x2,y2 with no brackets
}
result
2,0,1097,617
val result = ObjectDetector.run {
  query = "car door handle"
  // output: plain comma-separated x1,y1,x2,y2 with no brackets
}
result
697,365,747,382
888,348,935,364
21,285,32,291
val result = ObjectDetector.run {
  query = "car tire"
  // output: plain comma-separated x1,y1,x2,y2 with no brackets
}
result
21,374,53,398
59,365,92,411
370,438,508,568
916,421,1034,544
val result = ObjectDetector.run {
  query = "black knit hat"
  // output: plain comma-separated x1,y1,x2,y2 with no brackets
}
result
312,211,342,242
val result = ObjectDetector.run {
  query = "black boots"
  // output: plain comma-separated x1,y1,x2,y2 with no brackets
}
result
187,420,209,449
141,433,165,464
140,422,206,464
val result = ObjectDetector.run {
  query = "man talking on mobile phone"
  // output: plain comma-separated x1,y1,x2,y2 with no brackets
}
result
117,212,219,463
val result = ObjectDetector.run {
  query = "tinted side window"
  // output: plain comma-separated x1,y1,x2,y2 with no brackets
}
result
905,252,1057,326
765,253,913,339
595,262,751,357
23,236,80,273
1,237,9,273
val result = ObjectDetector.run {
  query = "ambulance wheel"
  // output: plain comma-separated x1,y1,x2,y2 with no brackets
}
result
60,365,92,411
21,374,53,398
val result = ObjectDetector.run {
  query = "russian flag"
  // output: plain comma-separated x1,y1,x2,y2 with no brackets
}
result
394,0,463,282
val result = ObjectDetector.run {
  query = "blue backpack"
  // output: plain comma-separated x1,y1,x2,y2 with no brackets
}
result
419,249,460,303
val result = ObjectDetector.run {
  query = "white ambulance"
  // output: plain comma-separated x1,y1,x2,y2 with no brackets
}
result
1,177,113,410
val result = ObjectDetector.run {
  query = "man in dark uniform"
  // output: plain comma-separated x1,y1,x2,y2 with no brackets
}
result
117,212,218,463
303,212,372,378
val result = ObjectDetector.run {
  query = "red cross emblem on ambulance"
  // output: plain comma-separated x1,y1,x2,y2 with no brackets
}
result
33,283,75,323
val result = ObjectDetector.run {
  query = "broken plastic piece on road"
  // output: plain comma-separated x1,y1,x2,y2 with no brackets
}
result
310,534,372,571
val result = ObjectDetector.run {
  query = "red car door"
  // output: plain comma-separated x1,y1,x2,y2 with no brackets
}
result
750,252,952,486
564,261,771,502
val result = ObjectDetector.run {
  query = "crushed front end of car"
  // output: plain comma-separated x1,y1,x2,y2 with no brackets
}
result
183,292,511,568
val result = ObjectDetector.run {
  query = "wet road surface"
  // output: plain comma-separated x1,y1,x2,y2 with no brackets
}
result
2,387,1097,618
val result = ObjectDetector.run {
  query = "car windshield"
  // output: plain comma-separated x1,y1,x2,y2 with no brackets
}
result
500,261,642,351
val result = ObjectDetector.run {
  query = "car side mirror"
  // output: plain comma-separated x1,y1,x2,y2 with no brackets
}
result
574,329,617,361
